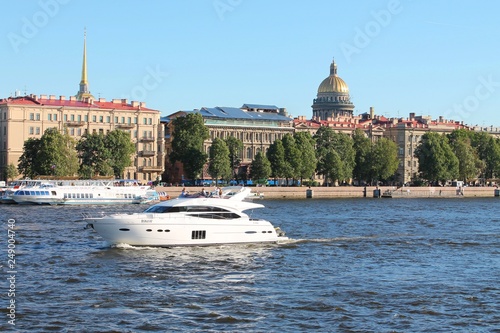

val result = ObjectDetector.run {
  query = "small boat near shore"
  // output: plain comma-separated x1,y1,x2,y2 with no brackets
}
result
84,186,288,247
11,179,156,205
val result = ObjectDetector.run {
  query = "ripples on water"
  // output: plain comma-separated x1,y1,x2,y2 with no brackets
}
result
1,198,499,332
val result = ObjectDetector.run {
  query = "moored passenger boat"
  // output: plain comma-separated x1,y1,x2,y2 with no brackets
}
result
84,186,288,247
11,179,155,205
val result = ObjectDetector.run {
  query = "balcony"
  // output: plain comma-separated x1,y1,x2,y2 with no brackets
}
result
65,121,85,127
140,136,155,142
116,123,135,129
141,150,156,157
138,166,163,172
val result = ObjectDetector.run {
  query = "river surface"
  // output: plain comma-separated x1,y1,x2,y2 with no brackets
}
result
1,197,499,332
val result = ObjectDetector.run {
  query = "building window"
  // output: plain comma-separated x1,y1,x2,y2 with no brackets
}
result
134,117,138,124
121,117,125,123
48,114,52,121
92,115,97,122
246,147,252,159
71,114,75,121
30,113,34,120
36,127,40,135
36,113,40,120
149,118,152,125
115,116,119,123
54,114,58,121
134,130,138,138
77,129,82,136
128,117,131,124
29,127,34,134
70,128,75,136
84,115,88,122
99,116,103,123
99,129,104,135
106,116,111,123
77,115,81,122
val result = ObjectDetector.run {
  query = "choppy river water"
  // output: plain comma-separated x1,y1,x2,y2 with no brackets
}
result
1,197,499,332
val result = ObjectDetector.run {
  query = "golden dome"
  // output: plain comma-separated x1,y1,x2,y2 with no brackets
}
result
317,60,349,94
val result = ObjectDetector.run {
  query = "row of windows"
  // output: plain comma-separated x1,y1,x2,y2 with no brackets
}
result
27,127,154,138
14,190,54,196
210,131,285,143
29,113,155,125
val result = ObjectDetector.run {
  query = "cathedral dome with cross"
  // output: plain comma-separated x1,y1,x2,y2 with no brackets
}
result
312,58,355,120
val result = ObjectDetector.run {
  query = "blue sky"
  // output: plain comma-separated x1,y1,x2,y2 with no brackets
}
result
2,0,500,127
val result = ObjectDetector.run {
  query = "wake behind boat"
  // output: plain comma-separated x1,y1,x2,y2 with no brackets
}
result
84,186,288,247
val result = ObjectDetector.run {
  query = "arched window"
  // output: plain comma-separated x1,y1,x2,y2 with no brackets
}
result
246,147,252,159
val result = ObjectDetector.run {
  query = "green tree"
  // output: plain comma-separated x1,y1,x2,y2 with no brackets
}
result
18,128,78,177
294,131,317,184
76,133,113,178
322,149,343,185
18,137,40,178
105,130,136,178
450,137,483,183
370,137,399,183
414,132,459,184
225,136,243,180
250,152,271,184
314,127,355,185
169,113,210,181
208,138,231,185
475,134,500,181
352,129,372,184
282,133,301,183
4,163,19,182
267,139,286,185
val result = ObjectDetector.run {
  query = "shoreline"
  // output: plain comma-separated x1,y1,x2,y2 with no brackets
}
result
155,185,500,199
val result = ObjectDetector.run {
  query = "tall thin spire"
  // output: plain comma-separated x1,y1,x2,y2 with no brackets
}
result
80,28,88,85
76,28,94,102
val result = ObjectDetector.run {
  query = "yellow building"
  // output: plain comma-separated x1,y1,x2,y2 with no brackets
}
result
0,35,163,183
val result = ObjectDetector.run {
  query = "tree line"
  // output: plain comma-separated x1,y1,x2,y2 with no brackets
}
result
168,113,402,186
415,129,500,185
14,127,136,179
169,113,500,186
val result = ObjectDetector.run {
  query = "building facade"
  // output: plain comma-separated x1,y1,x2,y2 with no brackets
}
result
297,58,469,185
162,104,294,184
0,34,163,183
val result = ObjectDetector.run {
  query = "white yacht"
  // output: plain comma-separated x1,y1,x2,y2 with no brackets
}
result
84,186,288,247
11,179,156,205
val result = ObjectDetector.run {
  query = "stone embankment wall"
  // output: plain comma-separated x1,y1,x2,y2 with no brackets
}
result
155,186,499,199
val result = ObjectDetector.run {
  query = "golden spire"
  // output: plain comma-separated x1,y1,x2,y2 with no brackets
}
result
80,28,88,85
76,28,94,102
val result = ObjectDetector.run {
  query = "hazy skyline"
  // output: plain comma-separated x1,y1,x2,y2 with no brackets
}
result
2,0,500,127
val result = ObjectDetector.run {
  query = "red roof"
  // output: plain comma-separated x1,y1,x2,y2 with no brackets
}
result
0,96,158,112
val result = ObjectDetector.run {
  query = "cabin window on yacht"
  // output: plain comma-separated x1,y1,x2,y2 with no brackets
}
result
35,191,40,195
188,213,240,219
191,230,206,240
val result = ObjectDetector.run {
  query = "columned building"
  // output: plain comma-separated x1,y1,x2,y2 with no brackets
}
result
162,104,293,184
0,33,163,182
297,57,470,185
312,59,355,120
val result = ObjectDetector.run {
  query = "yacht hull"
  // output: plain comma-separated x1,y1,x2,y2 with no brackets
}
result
87,214,287,247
